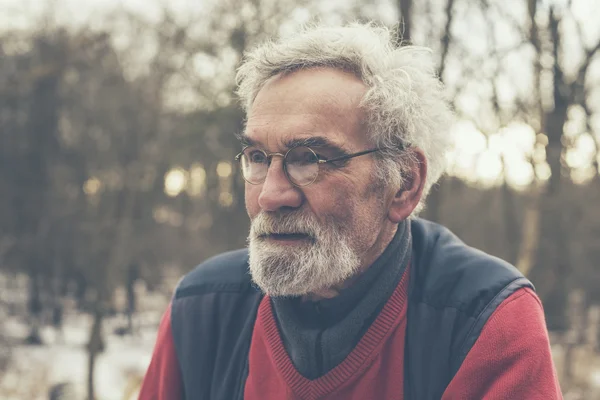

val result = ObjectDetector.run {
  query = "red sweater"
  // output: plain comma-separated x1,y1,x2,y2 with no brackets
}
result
139,279,562,399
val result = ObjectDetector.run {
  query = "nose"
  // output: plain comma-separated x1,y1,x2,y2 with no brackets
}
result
257,158,303,212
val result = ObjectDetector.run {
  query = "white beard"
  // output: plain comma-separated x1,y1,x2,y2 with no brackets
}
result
248,211,361,297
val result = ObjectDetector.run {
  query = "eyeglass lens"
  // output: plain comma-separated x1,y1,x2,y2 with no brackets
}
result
240,146,320,186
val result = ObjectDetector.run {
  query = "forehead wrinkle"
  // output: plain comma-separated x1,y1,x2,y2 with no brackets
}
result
248,82,363,131
244,110,344,149
319,90,361,117
245,68,369,151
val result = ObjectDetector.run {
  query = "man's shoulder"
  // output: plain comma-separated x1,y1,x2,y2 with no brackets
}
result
174,248,253,299
410,218,532,311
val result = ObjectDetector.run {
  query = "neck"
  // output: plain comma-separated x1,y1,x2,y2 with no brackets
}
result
301,222,400,302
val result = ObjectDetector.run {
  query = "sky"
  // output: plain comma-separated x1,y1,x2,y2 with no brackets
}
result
1,0,599,190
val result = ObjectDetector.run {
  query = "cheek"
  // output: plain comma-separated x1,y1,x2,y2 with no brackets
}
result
245,185,261,218
328,181,387,232
310,188,356,226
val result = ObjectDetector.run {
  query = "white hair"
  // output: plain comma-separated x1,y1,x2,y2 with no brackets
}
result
236,22,455,214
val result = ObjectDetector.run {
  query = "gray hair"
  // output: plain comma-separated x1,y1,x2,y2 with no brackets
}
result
236,22,454,214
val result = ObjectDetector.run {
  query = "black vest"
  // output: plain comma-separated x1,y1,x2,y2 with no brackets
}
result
170,218,533,399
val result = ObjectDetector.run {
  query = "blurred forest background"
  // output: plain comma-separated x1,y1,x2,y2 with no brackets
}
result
0,0,599,399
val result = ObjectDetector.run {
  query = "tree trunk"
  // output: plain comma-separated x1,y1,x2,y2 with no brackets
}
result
87,346,96,400
425,179,443,222
502,181,520,265
25,268,44,345
397,0,413,43
516,192,541,276
87,298,105,400
126,263,139,335
422,0,454,223
530,7,570,332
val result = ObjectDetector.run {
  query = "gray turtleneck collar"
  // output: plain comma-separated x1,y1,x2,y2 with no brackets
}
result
271,220,412,379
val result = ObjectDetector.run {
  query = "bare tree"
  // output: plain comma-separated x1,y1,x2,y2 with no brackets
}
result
528,4,600,332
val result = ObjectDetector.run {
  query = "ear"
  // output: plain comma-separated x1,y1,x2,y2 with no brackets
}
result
388,149,427,223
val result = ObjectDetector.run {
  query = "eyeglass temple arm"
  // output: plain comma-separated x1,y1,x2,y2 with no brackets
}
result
321,148,382,164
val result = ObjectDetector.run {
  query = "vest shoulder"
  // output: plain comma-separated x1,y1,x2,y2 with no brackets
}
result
410,218,533,311
175,248,252,298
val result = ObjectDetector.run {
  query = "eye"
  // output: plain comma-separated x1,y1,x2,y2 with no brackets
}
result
287,146,319,165
245,149,267,164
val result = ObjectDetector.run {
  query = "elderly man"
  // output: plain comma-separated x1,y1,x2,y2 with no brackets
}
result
139,23,562,399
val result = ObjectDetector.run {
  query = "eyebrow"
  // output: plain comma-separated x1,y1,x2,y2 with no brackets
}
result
236,133,347,154
236,132,256,146
285,136,345,151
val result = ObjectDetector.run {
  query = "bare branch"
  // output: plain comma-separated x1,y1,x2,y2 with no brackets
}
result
438,0,455,82
528,0,544,132
549,7,567,110
578,90,596,139
577,39,600,83
488,1,528,42
588,39,600,59
398,0,413,43
528,0,540,53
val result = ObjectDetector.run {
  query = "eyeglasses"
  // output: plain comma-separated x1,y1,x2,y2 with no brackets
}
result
235,145,388,187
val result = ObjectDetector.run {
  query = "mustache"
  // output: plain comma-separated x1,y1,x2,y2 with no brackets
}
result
250,211,319,238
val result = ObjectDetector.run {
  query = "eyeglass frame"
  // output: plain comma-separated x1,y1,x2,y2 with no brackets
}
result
234,145,400,187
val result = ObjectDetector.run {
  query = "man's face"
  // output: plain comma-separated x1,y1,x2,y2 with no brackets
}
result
244,68,394,297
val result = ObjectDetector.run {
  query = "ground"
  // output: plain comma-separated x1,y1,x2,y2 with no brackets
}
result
1,306,164,399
